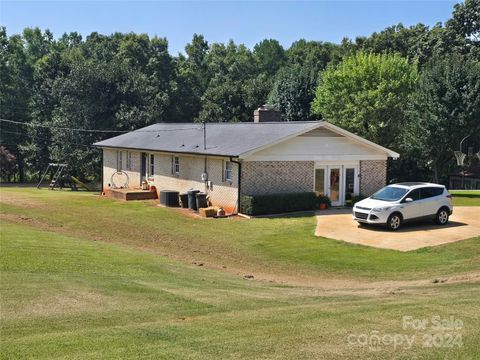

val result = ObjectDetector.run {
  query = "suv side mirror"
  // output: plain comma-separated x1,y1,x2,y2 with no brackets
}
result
404,197,413,203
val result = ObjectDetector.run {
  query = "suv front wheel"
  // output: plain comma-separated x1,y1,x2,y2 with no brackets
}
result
435,208,450,225
387,213,402,231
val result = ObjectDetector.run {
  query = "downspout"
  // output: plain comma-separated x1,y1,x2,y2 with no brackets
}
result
230,157,242,214
100,149,104,195
203,122,208,194
204,155,208,194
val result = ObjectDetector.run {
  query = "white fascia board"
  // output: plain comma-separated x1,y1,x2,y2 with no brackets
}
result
321,122,400,159
244,154,388,162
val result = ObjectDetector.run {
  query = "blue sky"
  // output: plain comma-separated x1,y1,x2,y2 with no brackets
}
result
1,1,457,54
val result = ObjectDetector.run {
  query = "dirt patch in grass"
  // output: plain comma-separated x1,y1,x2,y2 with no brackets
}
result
3,289,121,320
0,194,46,209
0,213,65,231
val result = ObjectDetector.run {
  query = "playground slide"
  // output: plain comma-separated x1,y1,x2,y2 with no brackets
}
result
70,176,91,191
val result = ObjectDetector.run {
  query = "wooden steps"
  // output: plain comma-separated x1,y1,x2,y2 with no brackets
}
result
108,188,157,201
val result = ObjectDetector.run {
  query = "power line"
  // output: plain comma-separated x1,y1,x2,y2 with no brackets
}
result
0,118,201,133
1,129,96,149
0,118,126,133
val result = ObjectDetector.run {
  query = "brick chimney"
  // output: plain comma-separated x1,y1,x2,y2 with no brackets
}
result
253,105,283,122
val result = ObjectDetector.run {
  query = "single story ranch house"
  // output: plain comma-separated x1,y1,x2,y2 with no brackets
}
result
94,109,399,214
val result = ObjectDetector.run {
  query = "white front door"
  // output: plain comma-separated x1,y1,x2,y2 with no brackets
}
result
315,163,359,207
328,166,342,206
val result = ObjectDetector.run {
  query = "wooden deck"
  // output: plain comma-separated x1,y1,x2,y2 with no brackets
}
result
108,188,157,201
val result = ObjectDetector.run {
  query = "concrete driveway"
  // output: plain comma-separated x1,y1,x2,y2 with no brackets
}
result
315,206,480,251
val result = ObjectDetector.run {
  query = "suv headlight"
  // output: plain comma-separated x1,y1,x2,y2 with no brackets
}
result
372,207,391,212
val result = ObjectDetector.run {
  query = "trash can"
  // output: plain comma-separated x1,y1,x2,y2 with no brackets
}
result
179,193,189,208
187,189,200,210
195,192,207,211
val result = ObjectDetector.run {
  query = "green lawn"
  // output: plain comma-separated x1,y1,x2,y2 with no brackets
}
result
451,190,480,207
1,187,480,359
1,187,479,281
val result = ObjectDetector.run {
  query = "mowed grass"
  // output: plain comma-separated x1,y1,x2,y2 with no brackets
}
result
0,187,479,281
2,220,480,359
451,190,480,206
1,188,480,359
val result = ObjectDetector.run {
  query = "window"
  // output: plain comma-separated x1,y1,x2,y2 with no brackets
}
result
345,168,355,195
149,154,155,176
371,186,409,201
405,189,421,201
116,151,123,171
126,152,132,170
117,151,133,171
314,168,325,195
421,187,443,199
224,161,233,182
172,156,180,175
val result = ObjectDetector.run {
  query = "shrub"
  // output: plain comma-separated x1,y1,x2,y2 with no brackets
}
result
316,195,331,208
240,192,318,216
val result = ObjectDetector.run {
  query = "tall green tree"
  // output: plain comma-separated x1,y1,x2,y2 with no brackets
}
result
312,52,418,149
0,27,54,181
287,39,343,73
354,23,450,65
446,0,480,59
197,41,265,122
268,65,317,122
21,51,66,178
168,34,209,122
405,54,480,183
253,39,286,76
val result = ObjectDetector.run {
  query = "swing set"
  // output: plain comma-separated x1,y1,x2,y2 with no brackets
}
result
36,163,91,191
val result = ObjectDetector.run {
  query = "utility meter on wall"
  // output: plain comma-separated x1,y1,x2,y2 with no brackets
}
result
201,172,208,181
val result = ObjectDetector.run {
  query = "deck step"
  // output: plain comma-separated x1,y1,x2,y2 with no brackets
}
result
108,188,157,201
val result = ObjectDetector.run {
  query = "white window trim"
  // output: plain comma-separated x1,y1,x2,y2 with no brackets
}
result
116,150,123,171
126,151,132,171
172,156,180,176
149,154,155,177
224,161,233,182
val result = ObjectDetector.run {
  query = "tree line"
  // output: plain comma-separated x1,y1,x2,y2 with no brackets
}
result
0,0,479,185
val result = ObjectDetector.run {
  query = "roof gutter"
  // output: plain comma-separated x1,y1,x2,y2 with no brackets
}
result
93,145,238,159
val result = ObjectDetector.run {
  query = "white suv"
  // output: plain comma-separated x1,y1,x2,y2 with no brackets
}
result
353,182,453,231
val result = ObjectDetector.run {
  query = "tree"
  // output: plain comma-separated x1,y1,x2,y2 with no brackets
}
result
268,65,317,121
287,39,342,73
253,39,286,76
197,41,265,122
446,0,480,59
405,54,480,183
168,34,209,122
354,23,450,65
0,28,53,181
0,146,16,182
0,0,475,182
311,52,418,149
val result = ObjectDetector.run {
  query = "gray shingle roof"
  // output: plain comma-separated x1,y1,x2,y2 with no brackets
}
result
94,121,323,157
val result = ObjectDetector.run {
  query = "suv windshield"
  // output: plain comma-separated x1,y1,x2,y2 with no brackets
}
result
371,186,409,202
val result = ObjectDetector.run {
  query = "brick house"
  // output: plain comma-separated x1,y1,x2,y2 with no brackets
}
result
94,109,399,213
